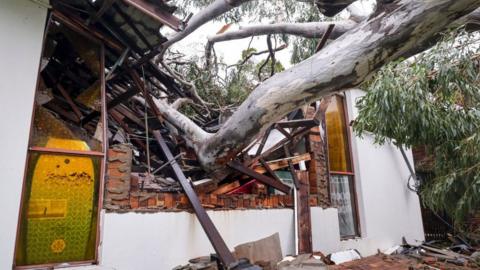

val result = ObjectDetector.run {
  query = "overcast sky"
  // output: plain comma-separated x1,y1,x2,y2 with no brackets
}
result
161,0,375,69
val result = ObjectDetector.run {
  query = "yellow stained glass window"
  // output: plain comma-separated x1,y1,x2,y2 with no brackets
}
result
326,95,352,172
15,150,100,266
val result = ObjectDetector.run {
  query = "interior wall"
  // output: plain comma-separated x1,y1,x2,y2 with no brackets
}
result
0,1,48,269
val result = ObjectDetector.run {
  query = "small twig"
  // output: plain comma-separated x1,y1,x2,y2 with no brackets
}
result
267,34,276,76
258,54,271,81
229,44,287,69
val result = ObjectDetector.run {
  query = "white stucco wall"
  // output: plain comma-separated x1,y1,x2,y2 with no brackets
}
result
100,210,295,270
0,1,48,269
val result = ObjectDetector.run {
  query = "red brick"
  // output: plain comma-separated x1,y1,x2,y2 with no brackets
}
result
272,196,279,208
139,197,148,208
238,198,244,208
309,196,318,207
216,197,224,207
164,193,174,209
147,197,157,208
130,196,139,209
210,194,217,205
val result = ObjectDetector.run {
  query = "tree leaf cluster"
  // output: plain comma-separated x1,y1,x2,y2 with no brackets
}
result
354,29,480,225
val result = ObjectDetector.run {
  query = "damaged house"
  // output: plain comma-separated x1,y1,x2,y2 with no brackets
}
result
0,0,433,269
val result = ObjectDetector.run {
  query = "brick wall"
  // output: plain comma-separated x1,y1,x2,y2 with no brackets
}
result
104,144,326,212
305,106,331,208
104,144,132,210
104,142,326,212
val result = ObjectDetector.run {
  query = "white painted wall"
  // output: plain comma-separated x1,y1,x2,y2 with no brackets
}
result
100,210,295,270
0,1,47,269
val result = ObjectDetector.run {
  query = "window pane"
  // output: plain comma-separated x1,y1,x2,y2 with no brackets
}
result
326,96,352,172
330,175,357,237
31,106,102,151
15,152,100,266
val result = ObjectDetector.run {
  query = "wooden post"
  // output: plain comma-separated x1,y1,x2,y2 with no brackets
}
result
296,170,312,254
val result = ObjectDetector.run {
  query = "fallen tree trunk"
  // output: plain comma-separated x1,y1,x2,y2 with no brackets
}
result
157,0,480,180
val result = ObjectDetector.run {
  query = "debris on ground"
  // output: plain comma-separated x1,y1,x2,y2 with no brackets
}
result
328,250,362,265
278,254,328,270
329,238,480,270
234,233,284,270
174,234,480,270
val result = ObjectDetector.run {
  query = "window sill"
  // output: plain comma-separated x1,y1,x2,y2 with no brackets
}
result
340,235,362,241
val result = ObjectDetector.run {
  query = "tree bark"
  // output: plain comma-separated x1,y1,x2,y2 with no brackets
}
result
194,0,480,179
207,7,480,47
207,21,356,44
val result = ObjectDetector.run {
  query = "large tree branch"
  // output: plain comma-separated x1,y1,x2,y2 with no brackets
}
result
208,20,357,44
195,0,480,179
159,0,251,59
207,7,480,50
205,20,356,66
454,7,480,30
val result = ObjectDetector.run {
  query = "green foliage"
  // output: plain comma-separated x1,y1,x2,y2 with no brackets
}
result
172,0,320,24
289,5,323,64
171,45,278,118
354,29,480,223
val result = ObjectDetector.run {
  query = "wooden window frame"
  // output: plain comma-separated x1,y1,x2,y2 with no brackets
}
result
13,11,107,269
327,94,361,240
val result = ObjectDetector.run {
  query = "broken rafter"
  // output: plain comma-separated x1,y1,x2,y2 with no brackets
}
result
284,145,300,190
122,0,183,31
248,126,312,167
275,124,293,140
276,119,319,129
113,4,153,50
253,153,312,174
228,160,291,194
44,102,82,124
254,125,273,157
259,158,283,183
211,181,241,195
111,109,146,150
82,86,139,125
52,10,123,53
56,83,83,122
115,105,146,128
130,70,165,124
152,130,236,267
88,0,117,25
43,72,84,122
